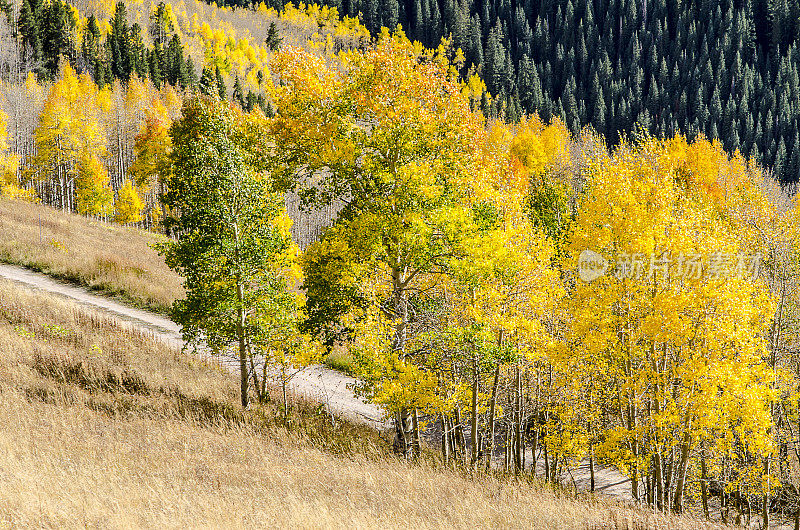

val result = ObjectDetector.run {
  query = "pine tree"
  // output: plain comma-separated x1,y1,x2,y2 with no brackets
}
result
199,66,217,97
149,1,173,48
265,21,282,51
81,15,102,83
215,66,227,100
183,56,198,88
517,55,543,112
166,35,184,86
149,46,162,88
382,0,400,31
40,0,77,79
18,0,41,67
232,76,245,109
130,24,149,80
109,2,131,81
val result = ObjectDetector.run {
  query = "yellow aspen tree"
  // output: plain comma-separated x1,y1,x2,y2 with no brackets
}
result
564,135,777,510
27,64,110,212
434,120,564,471
115,178,144,223
0,105,25,199
105,77,150,191
76,153,112,216
711,158,800,526
129,100,172,227
495,117,595,479
272,30,484,458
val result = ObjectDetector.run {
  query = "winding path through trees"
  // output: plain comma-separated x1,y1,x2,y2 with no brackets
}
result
0,262,630,499
0,263,386,428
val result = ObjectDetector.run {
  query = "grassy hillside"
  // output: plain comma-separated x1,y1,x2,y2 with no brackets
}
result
0,279,726,528
0,197,183,313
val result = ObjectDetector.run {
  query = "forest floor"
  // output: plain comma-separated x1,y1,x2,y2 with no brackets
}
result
0,274,729,528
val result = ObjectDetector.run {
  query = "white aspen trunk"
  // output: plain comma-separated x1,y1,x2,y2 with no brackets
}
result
700,448,709,519
454,407,465,463
441,414,450,465
486,363,500,471
514,363,523,474
470,353,479,469
672,430,692,513
390,265,413,458
412,408,421,459
233,224,248,409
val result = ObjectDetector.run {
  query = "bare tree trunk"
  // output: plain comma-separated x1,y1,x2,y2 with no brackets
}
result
763,458,770,528
470,353,480,469
721,488,728,525
514,363,523,474
454,407,465,462
589,444,595,492
441,414,450,465
672,431,692,513
531,424,539,477
394,408,411,458
449,415,457,459
736,487,744,526
236,296,248,408
249,352,263,403
543,444,550,482
261,357,269,401
281,368,289,419
412,408,421,459
505,422,512,472
664,447,674,507
486,363,500,471
652,377,665,510
390,270,412,458
700,449,709,519
234,223,248,409
654,449,664,510
625,380,639,501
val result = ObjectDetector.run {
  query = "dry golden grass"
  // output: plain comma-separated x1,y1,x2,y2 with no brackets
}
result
0,280,730,529
0,198,183,313
322,344,358,375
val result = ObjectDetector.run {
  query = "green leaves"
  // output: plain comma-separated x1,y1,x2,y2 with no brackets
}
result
160,95,297,395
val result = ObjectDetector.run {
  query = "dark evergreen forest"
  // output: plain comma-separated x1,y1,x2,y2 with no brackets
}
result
13,0,196,87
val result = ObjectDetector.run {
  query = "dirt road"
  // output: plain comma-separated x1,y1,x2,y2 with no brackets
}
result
0,263,387,428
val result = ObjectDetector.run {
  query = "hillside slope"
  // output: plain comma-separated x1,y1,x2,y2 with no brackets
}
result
0,261,387,428
0,197,183,312
0,279,727,528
